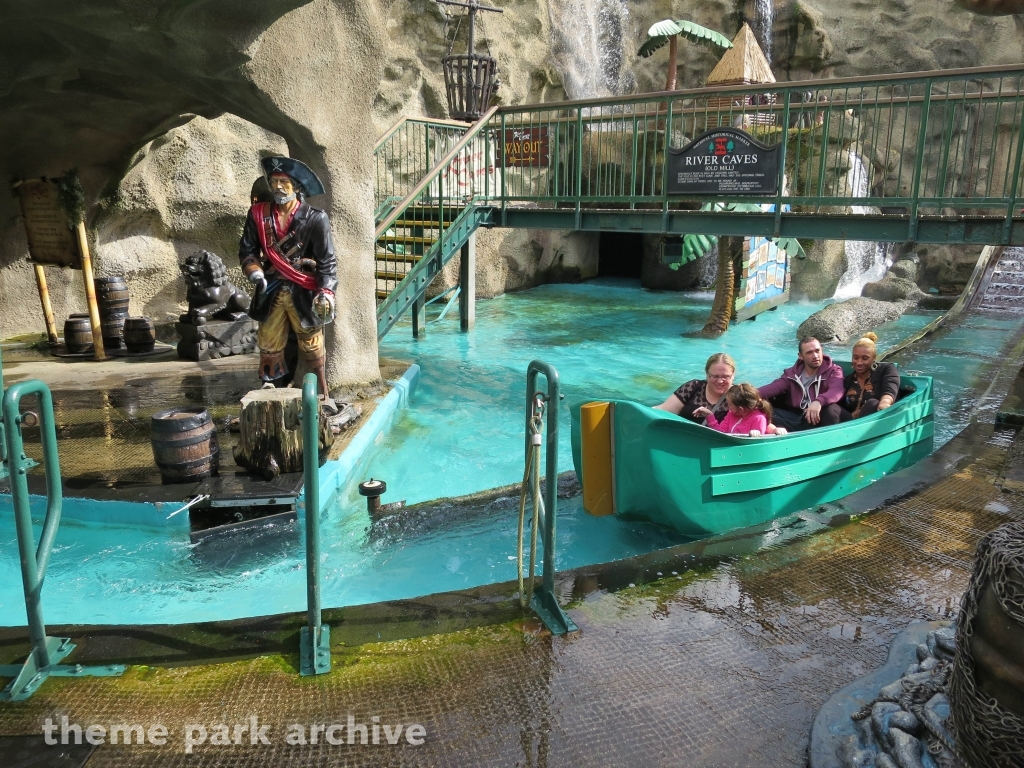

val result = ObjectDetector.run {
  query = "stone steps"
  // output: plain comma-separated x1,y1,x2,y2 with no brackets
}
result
978,248,1024,313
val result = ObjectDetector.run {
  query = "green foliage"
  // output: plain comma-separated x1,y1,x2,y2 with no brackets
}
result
56,170,85,227
663,203,807,267
637,19,733,58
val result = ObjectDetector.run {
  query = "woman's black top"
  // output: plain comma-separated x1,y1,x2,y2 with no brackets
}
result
672,379,729,424
841,362,900,416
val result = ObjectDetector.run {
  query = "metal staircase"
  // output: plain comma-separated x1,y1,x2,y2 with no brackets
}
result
373,107,498,340
373,63,1024,339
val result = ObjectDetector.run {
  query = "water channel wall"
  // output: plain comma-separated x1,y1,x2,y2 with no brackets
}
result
0,365,420,530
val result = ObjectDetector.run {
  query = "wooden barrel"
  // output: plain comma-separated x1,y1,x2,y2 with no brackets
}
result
95,276,130,316
123,316,156,353
95,276,129,347
63,315,93,353
151,407,219,484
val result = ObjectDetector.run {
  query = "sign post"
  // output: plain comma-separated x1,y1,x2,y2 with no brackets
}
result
13,178,105,360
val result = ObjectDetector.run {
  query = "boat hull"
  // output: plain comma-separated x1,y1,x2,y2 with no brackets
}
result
571,375,934,537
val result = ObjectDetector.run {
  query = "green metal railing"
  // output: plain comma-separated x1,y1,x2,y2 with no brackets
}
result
0,349,125,701
371,64,1024,334
374,116,471,218
299,372,330,676
374,107,498,339
523,361,577,636
486,64,1024,226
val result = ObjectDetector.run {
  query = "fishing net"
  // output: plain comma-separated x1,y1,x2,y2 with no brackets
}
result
948,521,1024,768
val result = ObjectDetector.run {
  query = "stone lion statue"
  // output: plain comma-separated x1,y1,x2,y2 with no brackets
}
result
179,250,251,323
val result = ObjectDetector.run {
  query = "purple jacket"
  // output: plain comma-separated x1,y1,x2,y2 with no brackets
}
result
758,355,844,410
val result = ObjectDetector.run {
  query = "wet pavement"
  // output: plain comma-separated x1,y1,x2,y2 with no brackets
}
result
1,386,1022,767
0,348,403,497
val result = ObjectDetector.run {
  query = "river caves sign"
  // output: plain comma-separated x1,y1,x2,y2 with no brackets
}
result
668,128,780,195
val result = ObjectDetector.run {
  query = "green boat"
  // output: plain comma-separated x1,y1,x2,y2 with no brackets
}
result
570,372,934,537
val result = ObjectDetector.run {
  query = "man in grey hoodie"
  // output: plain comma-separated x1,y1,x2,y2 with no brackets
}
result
758,337,844,431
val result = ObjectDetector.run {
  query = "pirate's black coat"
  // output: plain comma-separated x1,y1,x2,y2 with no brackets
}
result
238,201,338,329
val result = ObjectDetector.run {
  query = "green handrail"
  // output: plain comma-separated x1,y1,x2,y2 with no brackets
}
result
480,62,1024,233
0,370,125,701
374,116,471,217
524,361,578,636
298,372,330,676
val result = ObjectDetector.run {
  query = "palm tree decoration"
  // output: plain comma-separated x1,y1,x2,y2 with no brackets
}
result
637,19,733,91
668,203,806,337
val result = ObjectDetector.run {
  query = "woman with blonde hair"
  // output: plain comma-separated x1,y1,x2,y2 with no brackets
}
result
655,352,736,425
839,332,900,420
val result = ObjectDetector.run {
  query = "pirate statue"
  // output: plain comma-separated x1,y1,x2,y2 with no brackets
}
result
238,156,337,408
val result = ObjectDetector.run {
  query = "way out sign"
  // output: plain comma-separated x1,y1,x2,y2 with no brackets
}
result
668,128,779,195
498,127,549,167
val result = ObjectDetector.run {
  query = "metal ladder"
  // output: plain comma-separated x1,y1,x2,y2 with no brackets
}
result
0,347,125,701
524,361,578,636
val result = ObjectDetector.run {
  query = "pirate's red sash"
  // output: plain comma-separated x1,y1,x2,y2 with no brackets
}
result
251,202,317,290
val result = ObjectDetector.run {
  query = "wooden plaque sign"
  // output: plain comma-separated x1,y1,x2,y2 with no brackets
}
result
667,128,779,195
15,178,80,268
499,127,549,167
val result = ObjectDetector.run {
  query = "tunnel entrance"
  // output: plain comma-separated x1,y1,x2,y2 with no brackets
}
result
598,232,643,278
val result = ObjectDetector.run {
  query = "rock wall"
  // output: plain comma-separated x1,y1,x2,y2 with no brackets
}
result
435,228,599,298
0,0,387,389
2,0,1021,380
92,116,289,325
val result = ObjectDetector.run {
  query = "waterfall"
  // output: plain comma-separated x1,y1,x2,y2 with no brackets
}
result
755,0,774,62
833,151,892,300
549,0,633,99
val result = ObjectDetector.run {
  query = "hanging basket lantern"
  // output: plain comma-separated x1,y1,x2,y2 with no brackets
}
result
442,53,498,122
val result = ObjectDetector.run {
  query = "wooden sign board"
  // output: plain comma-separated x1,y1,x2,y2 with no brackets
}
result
498,127,549,167
15,178,80,268
667,128,779,195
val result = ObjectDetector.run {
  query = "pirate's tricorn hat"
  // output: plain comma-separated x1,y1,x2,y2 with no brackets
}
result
261,156,325,197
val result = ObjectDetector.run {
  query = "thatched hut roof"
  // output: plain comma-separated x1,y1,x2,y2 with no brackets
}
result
705,24,775,86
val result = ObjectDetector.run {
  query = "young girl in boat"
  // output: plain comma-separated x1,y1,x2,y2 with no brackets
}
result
695,383,774,437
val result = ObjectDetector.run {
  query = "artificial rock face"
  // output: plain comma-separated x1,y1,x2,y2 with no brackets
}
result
2,0,1021,379
0,0,386,387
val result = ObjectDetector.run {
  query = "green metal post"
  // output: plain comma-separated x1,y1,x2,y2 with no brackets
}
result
661,98,674,230
524,361,578,636
299,372,330,676
1,379,125,701
1002,91,1024,242
909,80,934,241
574,110,584,230
775,90,791,236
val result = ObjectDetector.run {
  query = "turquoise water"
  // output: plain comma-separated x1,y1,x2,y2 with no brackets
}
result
0,282,1008,626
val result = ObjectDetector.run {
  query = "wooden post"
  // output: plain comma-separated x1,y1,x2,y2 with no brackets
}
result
459,233,476,331
32,264,58,345
74,221,106,360
412,295,426,339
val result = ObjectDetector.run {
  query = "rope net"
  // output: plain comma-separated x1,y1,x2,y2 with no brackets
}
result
949,520,1024,768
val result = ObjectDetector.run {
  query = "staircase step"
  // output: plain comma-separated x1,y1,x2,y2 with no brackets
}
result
375,252,423,264
391,219,445,228
376,235,438,245
375,269,411,281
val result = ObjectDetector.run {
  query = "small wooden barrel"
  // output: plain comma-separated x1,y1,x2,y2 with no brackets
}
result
151,407,220,484
123,317,156,353
101,317,125,348
95,276,129,312
96,276,129,347
63,315,93,353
